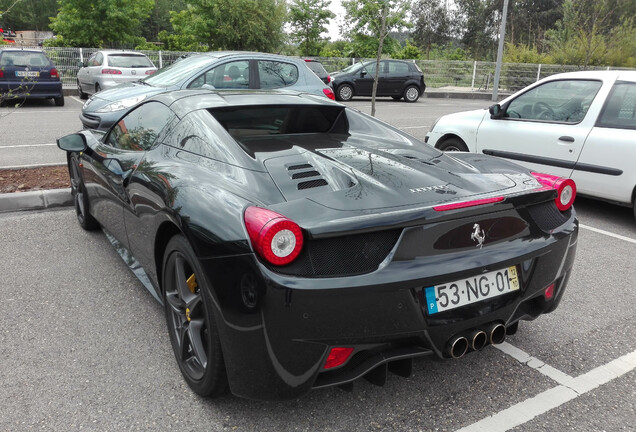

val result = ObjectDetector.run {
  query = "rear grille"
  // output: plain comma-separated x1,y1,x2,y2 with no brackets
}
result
527,201,572,231
266,229,402,277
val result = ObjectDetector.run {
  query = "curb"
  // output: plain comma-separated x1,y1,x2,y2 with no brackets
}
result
0,188,73,214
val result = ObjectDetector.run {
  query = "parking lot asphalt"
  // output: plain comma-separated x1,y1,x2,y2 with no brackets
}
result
0,97,634,431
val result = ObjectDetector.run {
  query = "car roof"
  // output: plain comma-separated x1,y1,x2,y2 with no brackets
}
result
99,50,150,56
0,48,46,54
152,88,341,113
542,70,636,83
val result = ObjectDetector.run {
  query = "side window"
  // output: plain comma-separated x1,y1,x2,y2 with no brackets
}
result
388,61,409,74
505,79,602,123
105,102,173,151
95,52,104,66
189,60,250,89
596,82,636,130
363,62,377,75
258,61,298,89
88,54,99,67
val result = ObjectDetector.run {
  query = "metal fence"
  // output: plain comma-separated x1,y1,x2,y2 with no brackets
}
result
9,46,634,92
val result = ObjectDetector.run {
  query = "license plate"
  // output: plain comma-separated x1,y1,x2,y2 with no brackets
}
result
15,71,40,77
425,266,519,314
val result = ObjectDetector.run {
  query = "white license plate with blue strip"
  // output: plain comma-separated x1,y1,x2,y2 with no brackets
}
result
425,266,519,314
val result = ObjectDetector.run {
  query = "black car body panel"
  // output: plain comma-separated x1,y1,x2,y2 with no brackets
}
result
61,90,578,400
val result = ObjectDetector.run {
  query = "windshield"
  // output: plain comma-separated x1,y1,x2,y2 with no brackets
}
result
144,55,219,87
108,54,154,68
341,63,363,74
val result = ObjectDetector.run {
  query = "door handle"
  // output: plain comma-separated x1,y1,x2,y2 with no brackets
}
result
559,136,575,143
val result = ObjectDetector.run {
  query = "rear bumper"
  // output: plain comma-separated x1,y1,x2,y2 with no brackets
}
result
201,209,578,400
0,80,62,99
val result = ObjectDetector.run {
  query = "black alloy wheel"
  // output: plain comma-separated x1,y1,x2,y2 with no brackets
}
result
437,137,469,152
69,156,99,230
77,80,87,99
163,235,227,397
336,84,354,101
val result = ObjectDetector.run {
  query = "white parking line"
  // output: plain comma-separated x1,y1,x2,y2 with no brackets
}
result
579,223,636,244
0,143,56,149
1,162,65,169
494,342,574,385
456,349,636,432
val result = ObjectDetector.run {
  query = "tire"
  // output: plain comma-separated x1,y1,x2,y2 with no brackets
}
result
77,80,88,100
437,137,469,152
403,85,421,103
95,83,101,93
391,96,402,101
163,235,228,398
54,95,65,107
336,84,354,101
69,156,99,230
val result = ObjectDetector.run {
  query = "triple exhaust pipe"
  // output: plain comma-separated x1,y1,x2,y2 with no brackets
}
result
446,322,507,359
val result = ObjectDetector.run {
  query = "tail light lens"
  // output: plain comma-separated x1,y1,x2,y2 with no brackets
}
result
327,75,331,83
531,172,576,211
323,88,335,100
50,68,59,78
145,70,156,75
323,347,354,369
0,69,3,78
101,68,122,74
244,206,304,266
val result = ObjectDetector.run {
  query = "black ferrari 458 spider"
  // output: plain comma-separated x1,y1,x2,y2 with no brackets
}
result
57,89,578,401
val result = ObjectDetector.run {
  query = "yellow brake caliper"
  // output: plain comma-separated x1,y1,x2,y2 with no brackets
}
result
185,274,198,321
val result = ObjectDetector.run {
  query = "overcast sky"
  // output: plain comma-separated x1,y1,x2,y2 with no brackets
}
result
325,0,345,41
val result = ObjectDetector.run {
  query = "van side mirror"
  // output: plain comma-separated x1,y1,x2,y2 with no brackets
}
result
57,133,87,152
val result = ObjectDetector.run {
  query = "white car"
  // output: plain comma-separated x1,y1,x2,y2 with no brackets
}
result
76,50,157,99
426,70,636,215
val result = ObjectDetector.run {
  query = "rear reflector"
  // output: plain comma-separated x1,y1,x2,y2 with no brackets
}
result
433,196,504,211
323,347,354,369
544,283,555,300
323,88,335,100
101,68,122,74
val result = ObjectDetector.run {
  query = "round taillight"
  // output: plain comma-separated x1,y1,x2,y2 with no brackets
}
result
244,206,304,266
531,172,576,211
555,178,576,211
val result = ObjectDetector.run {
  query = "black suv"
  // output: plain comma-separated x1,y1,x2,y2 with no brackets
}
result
331,59,425,102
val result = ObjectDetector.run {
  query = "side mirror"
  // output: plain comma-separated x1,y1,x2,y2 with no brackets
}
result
57,133,87,152
78,60,85,68
489,104,503,119
360,70,367,77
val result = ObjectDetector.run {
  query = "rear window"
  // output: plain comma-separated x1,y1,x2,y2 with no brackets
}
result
0,51,50,68
211,105,345,137
107,54,154,68
305,61,328,77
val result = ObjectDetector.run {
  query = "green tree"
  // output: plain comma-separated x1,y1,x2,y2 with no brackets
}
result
545,0,636,67
140,0,186,42
453,0,498,60
50,0,154,47
288,0,335,56
342,0,410,116
507,0,562,52
170,0,287,52
393,40,422,59
412,0,451,59
0,0,58,32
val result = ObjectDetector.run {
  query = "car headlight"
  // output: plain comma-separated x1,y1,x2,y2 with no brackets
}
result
95,95,148,113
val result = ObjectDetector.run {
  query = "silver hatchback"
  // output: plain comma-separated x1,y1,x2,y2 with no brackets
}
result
77,50,157,98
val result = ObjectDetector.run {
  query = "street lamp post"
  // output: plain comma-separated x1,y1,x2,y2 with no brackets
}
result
492,0,510,101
